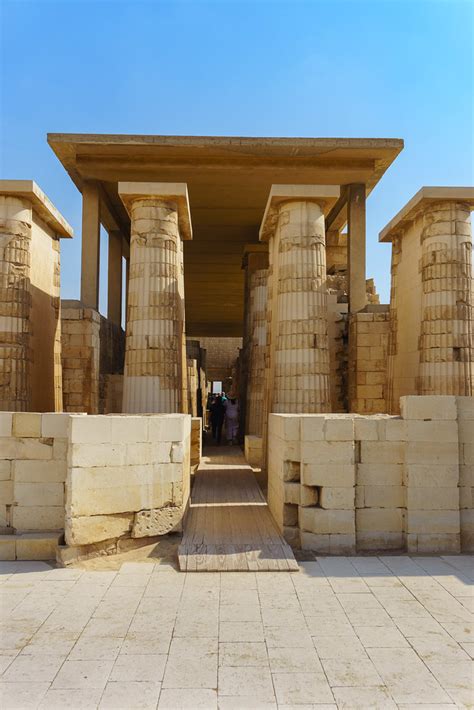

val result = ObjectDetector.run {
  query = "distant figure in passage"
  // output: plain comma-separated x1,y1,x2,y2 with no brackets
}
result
210,395,226,444
224,397,239,445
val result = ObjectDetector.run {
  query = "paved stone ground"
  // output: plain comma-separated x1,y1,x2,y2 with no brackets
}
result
0,556,473,709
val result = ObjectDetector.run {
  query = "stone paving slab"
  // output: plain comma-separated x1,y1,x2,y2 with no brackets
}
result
0,556,473,709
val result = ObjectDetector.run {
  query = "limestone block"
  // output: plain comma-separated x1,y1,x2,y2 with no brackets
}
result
13,460,67,483
283,526,300,547
245,435,263,468
0,536,15,560
400,395,457,421
461,510,474,551
16,532,61,560
383,418,406,441
66,513,133,545
0,461,11,480
301,441,354,465
283,504,298,527
69,442,126,468
12,506,64,531
132,506,184,537
298,507,355,534
406,420,458,443
406,487,459,511
0,413,12,437
14,482,64,507
459,464,474,487
302,463,355,487
405,442,459,465
69,415,112,444
456,396,474,420
407,533,460,554
464,444,474,465
12,413,41,438
354,418,380,441
301,485,318,507
300,415,325,442
283,461,301,482
356,508,404,533
356,531,404,552
319,487,355,510
110,416,149,443
148,415,189,443
360,441,404,464
362,485,405,509
127,442,171,466
404,464,459,488
459,487,473,509
0,480,13,503
41,413,70,439
357,463,403,487
324,417,354,441
406,510,460,534
171,442,184,463
284,482,300,505
14,438,55,461
300,532,355,554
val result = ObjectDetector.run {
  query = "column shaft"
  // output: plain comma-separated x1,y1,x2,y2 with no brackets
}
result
122,198,185,413
245,253,269,435
348,184,367,313
107,230,123,326
271,200,330,413
80,183,101,310
418,201,473,395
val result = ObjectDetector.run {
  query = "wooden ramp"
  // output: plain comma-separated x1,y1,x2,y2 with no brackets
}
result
178,446,298,571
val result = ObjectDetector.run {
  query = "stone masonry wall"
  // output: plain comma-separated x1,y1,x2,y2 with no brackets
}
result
65,414,191,546
61,301,100,413
268,396,474,554
348,309,390,414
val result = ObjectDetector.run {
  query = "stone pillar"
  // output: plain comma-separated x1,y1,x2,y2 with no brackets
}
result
0,196,32,411
80,183,101,310
242,246,269,436
347,184,367,314
265,200,331,414
418,201,473,396
107,229,122,326
119,183,192,414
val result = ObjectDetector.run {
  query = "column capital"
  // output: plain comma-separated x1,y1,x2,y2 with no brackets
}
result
259,184,340,242
118,182,193,240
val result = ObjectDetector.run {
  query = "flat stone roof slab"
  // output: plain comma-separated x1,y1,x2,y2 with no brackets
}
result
0,179,73,238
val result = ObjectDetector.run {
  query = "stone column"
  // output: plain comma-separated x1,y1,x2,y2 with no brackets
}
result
242,245,269,436
0,196,32,411
418,201,473,396
119,183,192,413
80,183,101,310
347,184,367,314
107,229,122,326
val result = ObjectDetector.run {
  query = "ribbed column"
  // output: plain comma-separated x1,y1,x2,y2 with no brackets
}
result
386,234,402,413
0,196,32,411
245,252,269,436
272,200,330,413
122,198,185,413
418,201,473,395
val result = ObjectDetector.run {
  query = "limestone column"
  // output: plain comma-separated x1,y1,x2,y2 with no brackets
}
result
260,187,338,417
418,201,473,395
107,229,123,326
242,245,269,436
118,183,192,413
80,182,101,310
347,184,367,314
0,196,32,411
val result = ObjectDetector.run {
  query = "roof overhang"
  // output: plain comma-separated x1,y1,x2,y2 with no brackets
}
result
379,186,474,243
0,179,73,238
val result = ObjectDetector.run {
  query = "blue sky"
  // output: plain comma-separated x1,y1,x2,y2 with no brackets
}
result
1,0,472,309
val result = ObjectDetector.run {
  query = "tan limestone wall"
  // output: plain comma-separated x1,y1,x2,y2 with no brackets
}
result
268,395,474,554
0,412,68,534
61,301,100,413
99,315,125,413
197,337,242,384
348,310,390,414
0,197,32,411
65,413,191,546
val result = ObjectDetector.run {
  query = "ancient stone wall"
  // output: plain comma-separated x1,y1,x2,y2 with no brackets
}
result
99,314,125,413
268,395,474,554
348,309,390,414
197,337,242,384
61,301,100,413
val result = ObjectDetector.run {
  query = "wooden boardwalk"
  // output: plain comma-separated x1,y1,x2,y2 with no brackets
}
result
178,446,298,572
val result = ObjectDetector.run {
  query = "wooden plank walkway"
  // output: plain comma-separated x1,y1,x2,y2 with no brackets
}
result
178,446,299,572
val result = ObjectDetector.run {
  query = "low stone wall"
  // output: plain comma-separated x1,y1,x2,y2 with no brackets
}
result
268,395,474,554
65,414,191,546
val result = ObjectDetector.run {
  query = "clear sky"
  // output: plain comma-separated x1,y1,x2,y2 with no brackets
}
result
1,0,472,310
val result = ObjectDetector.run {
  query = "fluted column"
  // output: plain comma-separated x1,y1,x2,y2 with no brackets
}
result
0,196,32,411
418,201,473,395
119,183,192,413
243,247,269,436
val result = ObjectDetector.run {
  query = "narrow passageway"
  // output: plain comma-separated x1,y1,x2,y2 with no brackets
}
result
178,446,298,571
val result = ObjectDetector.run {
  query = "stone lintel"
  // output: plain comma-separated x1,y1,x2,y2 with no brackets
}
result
0,179,73,238
259,184,340,242
118,181,193,240
379,186,474,243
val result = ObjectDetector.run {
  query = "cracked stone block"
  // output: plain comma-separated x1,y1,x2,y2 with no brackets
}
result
132,506,184,538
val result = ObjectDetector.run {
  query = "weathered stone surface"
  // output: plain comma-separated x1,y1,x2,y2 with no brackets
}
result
66,513,133,545
132,506,184,537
